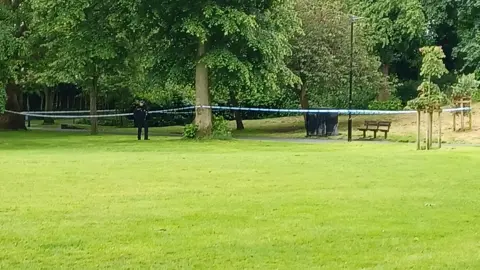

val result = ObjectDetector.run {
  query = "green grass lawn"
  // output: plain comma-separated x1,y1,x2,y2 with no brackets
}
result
28,116,418,143
1,131,480,269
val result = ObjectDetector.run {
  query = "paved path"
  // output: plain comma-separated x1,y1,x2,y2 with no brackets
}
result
26,127,480,148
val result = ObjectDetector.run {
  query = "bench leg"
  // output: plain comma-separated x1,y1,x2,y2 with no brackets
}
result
363,131,366,138
373,131,377,139
384,132,388,139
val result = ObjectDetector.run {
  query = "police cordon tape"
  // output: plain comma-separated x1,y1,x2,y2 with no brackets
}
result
197,105,472,115
5,106,196,119
25,109,117,114
5,105,472,119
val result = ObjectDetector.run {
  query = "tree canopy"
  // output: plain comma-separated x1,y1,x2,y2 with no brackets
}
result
135,0,301,136
290,0,384,109
1,0,480,135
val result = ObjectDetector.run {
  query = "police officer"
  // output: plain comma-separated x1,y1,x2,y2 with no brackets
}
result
133,100,149,140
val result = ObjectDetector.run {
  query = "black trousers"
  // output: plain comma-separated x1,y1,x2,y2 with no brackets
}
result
137,122,149,140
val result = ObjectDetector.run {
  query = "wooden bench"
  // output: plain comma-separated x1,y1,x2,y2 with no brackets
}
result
358,121,391,139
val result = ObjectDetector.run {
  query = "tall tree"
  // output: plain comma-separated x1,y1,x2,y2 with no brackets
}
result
0,1,14,114
351,0,426,100
422,0,460,71
0,0,28,129
30,0,142,134
142,0,301,137
290,0,384,109
455,0,480,74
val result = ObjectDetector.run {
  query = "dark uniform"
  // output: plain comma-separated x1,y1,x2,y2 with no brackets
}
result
133,102,149,140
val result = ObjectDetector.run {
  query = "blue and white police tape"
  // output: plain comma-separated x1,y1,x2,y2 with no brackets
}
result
197,105,472,115
24,109,117,114
6,105,471,118
6,106,196,119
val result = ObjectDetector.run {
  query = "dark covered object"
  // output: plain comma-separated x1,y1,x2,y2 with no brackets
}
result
305,110,339,137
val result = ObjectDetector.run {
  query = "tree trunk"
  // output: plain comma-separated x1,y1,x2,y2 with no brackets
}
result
0,0,26,130
0,83,26,130
229,91,244,130
195,39,212,137
378,64,390,101
299,83,309,109
43,88,55,125
299,83,309,122
26,94,30,128
58,93,62,110
18,91,24,111
90,76,99,135
40,92,44,111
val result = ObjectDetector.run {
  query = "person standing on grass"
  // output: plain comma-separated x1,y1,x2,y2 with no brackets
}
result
133,100,149,140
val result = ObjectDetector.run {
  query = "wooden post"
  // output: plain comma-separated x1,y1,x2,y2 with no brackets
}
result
460,101,465,131
453,112,456,131
438,111,442,149
416,111,421,150
26,94,31,128
429,112,433,148
426,112,430,150
469,109,472,130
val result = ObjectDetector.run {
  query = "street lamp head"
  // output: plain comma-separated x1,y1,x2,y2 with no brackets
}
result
349,15,364,23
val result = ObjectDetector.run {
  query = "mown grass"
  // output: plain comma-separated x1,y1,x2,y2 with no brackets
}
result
1,131,480,269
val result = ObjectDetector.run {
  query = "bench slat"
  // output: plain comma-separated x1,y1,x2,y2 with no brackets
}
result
359,120,391,139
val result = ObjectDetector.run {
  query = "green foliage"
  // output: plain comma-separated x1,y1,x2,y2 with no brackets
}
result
407,82,449,111
183,117,232,139
350,0,426,65
183,124,199,139
290,0,384,109
212,116,232,139
419,46,449,79
0,85,5,113
452,73,480,99
368,97,403,111
29,0,143,90
0,0,30,86
473,91,480,102
142,0,302,108
396,80,421,103
455,3,480,73
407,46,449,112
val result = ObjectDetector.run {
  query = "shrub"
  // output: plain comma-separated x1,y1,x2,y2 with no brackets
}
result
0,86,5,113
183,117,232,139
473,91,480,102
183,123,198,139
408,46,449,112
212,116,232,139
452,73,480,99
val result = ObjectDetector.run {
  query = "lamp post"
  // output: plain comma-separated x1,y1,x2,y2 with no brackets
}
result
348,15,362,142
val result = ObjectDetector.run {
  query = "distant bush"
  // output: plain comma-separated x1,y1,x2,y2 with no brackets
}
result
452,74,480,99
368,97,404,111
183,116,232,139
0,87,6,113
183,124,198,139
212,116,232,139
396,80,421,103
473,91,480,102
